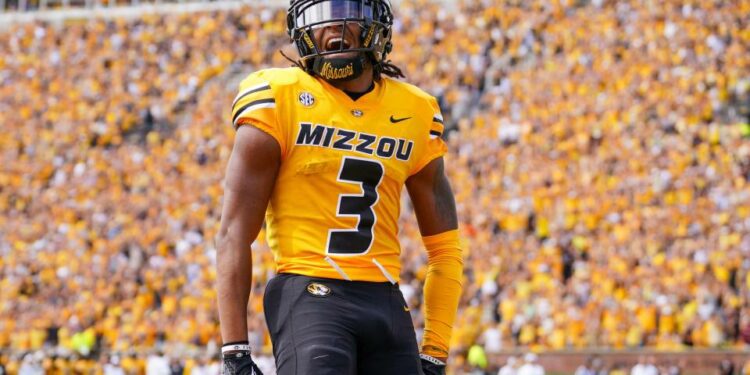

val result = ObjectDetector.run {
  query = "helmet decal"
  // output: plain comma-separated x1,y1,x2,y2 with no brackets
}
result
362,24,376,48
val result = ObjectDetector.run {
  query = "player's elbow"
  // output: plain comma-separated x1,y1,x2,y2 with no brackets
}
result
214,227,254,279
425,247,463,287
425,246,463,266
215,228,231,254
423,229,463,277
215,227,243,259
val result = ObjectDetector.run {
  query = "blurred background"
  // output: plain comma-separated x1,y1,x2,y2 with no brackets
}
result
1,0,750,374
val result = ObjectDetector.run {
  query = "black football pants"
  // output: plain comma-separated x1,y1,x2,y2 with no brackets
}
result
263,273,423,375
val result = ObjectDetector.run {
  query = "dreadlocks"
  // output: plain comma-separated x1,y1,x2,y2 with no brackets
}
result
374,60,405,80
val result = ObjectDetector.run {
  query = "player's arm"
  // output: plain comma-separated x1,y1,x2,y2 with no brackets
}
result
216,125,280,349
405,156,463,367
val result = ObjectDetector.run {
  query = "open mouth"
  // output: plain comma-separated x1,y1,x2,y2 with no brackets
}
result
325,37,352,52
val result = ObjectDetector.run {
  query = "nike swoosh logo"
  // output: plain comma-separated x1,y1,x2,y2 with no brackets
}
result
390,115,412,124
403,305,410,312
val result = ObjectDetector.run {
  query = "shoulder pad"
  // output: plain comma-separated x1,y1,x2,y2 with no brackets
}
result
384,77,435,102
240,67,302,90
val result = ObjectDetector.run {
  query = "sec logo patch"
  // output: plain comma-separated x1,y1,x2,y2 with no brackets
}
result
306,282,331,297
299,92,316,107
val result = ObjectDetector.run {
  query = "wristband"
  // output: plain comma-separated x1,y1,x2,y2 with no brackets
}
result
420,353,446,366
222,341,251,355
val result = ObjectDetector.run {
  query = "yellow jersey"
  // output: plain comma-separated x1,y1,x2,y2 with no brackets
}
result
231,67,446,282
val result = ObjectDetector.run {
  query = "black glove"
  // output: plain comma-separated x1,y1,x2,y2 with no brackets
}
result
420,353,446,375
221,342,263,375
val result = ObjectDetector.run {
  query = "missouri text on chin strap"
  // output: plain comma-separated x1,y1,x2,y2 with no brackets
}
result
312,54,367,82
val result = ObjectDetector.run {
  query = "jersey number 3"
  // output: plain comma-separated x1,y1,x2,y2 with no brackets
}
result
327,157,384,255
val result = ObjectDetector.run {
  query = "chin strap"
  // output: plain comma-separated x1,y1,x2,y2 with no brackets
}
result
310,54,368,82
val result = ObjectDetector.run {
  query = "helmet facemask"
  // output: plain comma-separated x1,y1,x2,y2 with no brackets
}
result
287,0,394,82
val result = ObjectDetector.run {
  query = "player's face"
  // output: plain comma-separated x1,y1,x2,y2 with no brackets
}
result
312,22,362,59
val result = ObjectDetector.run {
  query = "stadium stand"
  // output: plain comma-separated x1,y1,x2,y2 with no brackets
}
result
0,0,749,373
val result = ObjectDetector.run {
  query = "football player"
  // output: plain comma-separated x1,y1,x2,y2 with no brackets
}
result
216,1,463,374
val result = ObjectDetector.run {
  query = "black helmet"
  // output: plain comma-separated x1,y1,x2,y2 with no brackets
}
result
287,0,395,82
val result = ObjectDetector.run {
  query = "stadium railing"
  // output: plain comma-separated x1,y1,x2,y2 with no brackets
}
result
0,0,283,13
0,0,430,22
0,0,284,25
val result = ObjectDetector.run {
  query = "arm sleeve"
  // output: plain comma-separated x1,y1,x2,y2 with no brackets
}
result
410,97,448,176
231,72,286,155
421,229,464,358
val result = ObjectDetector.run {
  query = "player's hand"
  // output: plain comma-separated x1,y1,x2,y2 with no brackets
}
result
221,342,263,375
420,353,446,375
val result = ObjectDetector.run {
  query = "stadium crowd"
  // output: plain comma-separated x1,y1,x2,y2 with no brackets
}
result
1,0,750,374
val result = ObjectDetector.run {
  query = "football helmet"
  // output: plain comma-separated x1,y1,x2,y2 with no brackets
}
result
287,0,394,82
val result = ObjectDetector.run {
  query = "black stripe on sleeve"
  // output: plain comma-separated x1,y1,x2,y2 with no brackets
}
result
232,98,276,125
430,130,442,137
232,84,271,108
432,116,444,124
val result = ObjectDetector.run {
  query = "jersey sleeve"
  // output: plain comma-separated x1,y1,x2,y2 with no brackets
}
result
231,71,286,154
409,96,448,176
